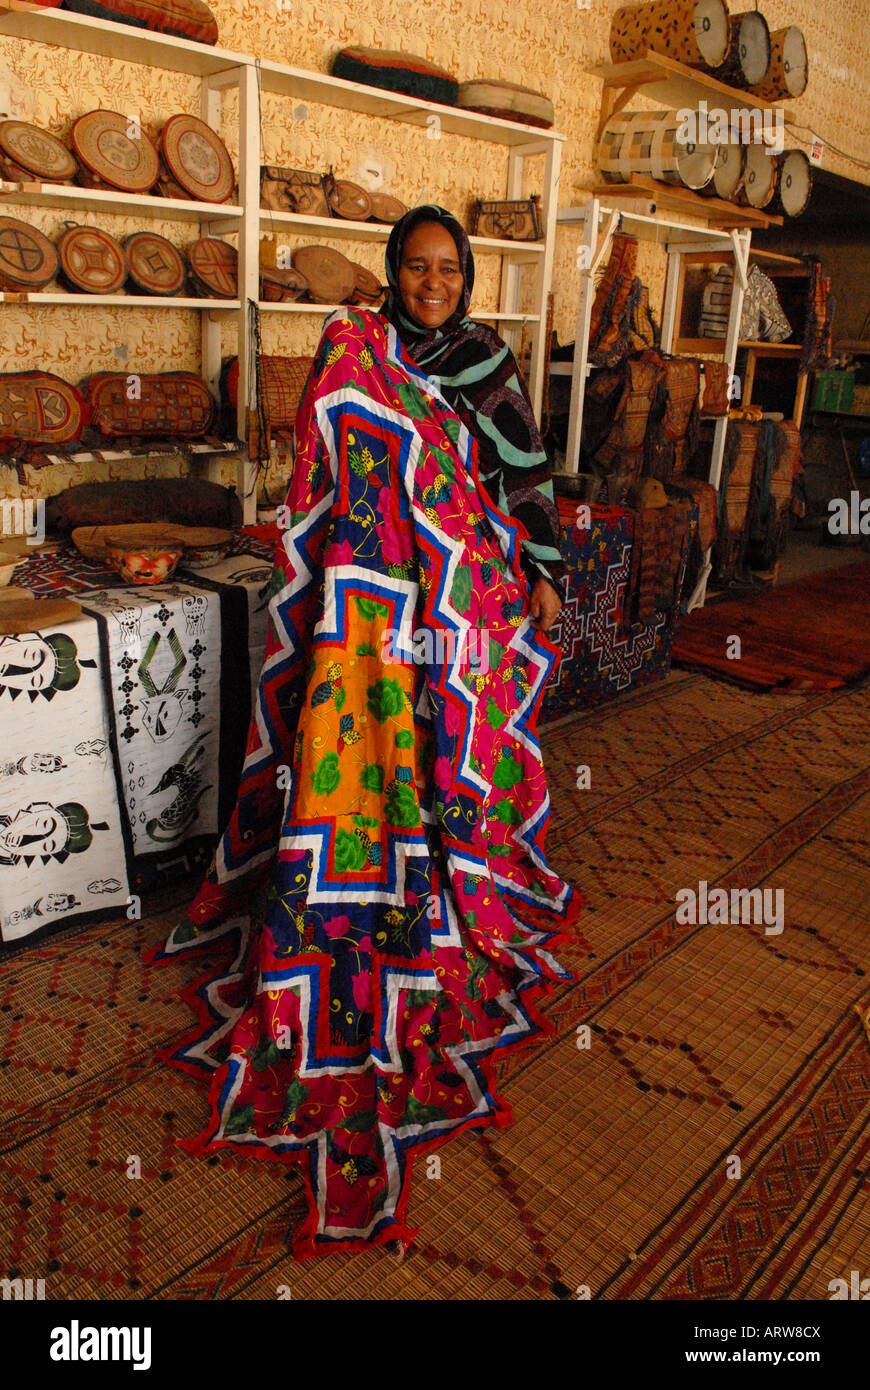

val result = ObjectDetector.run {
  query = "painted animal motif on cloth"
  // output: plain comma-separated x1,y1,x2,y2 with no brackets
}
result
147,730,212,843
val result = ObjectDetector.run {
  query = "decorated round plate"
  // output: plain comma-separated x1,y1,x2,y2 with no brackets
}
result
292,244,356,304
327,178,372,221
70,110,159,194
259,264,309,301
0,215,59,289
125,231,186,296
368,191,408,223
350,262,383,302
161,114,235,204
189,237,237,298
0,120,78,182
58,225,127,294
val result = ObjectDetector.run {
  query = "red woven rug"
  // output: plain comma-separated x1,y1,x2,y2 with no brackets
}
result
672,562,870,691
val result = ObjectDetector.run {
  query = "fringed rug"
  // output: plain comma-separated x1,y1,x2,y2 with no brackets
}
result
1,670,868,1299
671,561,870,691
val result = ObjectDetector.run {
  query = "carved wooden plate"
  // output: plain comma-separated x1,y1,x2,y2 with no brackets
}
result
326,178,372,221
292,245,356,304
0,120,78,182
368,191,408,224
57,225,127,294
0,215,59,289
0,597,82,635
161,114,235,204
349,262,383,303
189,237,237,298
70,110,159,194
124,231,186,296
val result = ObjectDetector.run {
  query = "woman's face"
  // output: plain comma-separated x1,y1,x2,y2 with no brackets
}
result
397,222,463,329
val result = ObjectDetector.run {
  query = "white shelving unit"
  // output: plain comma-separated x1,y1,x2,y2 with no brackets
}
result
0,4,564,521
555,197,752,609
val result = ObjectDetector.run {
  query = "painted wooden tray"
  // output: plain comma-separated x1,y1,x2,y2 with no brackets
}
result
161,114,235,204
70,110,160,194
0,120,78,181
0,215,58,289
124,231,186,296
189,237,237,298
57,225,128,294
292,244,356,304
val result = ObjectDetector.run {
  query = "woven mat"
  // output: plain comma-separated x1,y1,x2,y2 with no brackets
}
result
671,561,870,691
2,669,868,1299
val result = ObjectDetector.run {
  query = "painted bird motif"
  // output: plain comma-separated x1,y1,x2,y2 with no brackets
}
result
146,732,212,843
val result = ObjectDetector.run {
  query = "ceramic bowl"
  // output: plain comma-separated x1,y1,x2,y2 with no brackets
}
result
104,535,183,585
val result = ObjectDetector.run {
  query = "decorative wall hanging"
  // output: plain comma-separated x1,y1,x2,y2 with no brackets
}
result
456,79,554,128
588,230,639,365
469,196,542,240
0,215,59,290
291,245,356,303
740,265,792,343
330,47,460,106
0,120,79,183
57,225,128,294
82,372,216,438
748,26,808,101
124,231,187,296
0,371,87,449
259,166,329,216
699,359,731,416
598,110,718,190
63,0,219,46
70,110,160,193
188,237,237,298
609,0,731,70
160,114,235,204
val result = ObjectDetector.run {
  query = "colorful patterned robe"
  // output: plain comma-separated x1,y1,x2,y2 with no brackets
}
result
147,308,580,1257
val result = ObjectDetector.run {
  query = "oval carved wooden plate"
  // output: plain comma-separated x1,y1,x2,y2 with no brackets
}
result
57,225,128,294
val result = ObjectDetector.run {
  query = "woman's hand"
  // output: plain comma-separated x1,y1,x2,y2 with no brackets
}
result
529,578,562,633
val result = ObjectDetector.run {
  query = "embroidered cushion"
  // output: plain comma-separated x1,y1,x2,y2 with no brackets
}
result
82,371,215,438
0,371,87,447
330,47,459,106
62,0,218,45
457,79,554,128
45,478,242,532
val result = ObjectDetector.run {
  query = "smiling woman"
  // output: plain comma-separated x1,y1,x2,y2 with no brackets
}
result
147,203,581,1259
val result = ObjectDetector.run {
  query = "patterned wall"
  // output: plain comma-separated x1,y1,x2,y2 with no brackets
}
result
0,0,867,504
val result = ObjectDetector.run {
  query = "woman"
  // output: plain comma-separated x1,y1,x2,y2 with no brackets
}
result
147,205,580,1259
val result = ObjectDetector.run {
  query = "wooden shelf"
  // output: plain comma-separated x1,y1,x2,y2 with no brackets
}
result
673,337,803,356
589,178,782,229
256,210,545,258
834,340,870,354
1,292,239,309
62,441,239,464
0,2,249,75
255,59,563,148
558,202,736,247
588,51,796,122
258,302,540,322
0,179,243,224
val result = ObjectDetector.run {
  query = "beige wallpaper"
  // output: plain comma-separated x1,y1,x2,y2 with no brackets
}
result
0,0,867,504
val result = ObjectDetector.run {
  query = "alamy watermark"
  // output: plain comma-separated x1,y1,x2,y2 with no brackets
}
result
0,497,45,545
381,626,491,673
828,492,870,536
675,881,784,935
676,101,785,156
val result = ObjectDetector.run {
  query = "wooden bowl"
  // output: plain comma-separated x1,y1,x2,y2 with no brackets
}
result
0,550,23,586
177,526,233,569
